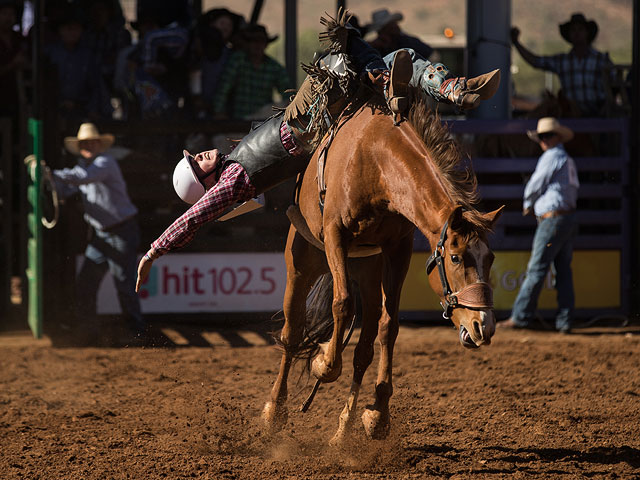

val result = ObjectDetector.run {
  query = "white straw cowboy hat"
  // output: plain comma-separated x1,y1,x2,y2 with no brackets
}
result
64,123,115,155
527,117,574,143
367,8,403,33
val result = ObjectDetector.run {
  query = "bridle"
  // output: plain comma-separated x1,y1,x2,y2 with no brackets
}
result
425,220,494,319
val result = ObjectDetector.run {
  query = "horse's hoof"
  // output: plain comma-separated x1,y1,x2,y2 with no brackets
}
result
311,354,342,383
361,407,390,440
261,401,288,434
329,428,347,448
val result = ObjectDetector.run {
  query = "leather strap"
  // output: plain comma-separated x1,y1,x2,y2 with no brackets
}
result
538,209,574,220
425,220,493,318
455,282,493,309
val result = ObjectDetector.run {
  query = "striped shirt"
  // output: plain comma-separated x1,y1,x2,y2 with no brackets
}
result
213,51,292,119
533,48,613,116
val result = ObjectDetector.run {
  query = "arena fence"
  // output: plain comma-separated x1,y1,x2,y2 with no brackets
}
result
406,117,630,321
9,116,632,327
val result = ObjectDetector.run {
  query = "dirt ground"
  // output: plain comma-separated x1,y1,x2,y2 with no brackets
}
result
1,320,639,480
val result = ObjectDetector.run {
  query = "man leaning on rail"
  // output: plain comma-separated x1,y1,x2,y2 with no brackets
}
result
135,13,501,289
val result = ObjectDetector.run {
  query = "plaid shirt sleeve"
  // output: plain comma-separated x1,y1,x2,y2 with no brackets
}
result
533,53,562,74
150,162,255,255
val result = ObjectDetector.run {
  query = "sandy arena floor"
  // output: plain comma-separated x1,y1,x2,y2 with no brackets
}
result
1,321,639,479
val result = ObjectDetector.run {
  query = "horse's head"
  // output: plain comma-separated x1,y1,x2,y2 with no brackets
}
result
426,205,504,349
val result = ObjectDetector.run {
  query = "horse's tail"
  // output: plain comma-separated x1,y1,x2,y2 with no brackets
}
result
272,273,336,371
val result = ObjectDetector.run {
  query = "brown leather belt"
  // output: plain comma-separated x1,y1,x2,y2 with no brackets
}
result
538,209,574,220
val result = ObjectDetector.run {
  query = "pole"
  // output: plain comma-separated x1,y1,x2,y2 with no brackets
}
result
466,0,511,119
284,0,297,86
26,0,43,338
630,0,639,318
250,0,265,24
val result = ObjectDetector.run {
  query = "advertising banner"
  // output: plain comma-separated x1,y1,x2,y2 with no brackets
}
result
400,250,620,311
92,250,620,314
95,253,286,314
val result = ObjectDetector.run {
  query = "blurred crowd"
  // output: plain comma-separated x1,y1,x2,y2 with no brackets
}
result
0,0,287,128
0,1,630,133
0,1,445,131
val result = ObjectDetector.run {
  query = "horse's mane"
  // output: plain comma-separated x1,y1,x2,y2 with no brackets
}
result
405,89,493,235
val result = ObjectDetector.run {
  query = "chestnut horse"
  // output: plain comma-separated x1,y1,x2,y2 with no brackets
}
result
262,94,503,444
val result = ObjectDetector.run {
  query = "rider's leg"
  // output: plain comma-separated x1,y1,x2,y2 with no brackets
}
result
419,63,501,110
346,33,500,111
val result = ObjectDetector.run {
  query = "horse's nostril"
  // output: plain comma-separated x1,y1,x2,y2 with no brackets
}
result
473,321,482,339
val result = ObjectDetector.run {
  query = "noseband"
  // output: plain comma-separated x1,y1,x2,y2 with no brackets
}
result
425,220,494,319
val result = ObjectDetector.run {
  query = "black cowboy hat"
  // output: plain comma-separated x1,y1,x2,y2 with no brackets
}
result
198,7,245,39
559,13,598,44
201,7,244,28
240,23,278,43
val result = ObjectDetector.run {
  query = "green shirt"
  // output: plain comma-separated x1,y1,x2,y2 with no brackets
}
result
213,51,292,119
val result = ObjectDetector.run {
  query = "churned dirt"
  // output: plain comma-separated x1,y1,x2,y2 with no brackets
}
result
1,321,639,480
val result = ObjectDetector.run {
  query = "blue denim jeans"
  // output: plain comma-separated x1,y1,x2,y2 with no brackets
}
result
76,217,144,334
511,213,577,330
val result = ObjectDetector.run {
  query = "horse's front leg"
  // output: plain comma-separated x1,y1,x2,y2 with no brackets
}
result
312,224,352,383
330,256,383,447
263,228,325,433
362,234,413,439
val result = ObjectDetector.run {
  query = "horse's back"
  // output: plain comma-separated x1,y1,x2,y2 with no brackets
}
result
298,104,416,244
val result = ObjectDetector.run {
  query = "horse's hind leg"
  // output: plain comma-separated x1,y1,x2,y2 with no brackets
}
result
262,227,326,433
362,233,413,439
311,224,352,383
330,255,383,447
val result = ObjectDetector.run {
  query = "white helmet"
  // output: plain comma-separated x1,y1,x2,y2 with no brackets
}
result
173,150,205,204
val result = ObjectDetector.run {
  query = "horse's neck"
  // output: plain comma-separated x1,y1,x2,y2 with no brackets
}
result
383,123,455,238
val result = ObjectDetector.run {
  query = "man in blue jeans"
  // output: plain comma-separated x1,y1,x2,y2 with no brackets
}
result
53,123,143,344
499,117,579,334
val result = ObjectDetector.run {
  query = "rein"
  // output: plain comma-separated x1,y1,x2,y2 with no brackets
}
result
425,221,493,319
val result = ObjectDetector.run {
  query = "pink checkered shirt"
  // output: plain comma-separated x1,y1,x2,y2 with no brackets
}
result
150,121,303,256
280,121,305,156
151,162,255,255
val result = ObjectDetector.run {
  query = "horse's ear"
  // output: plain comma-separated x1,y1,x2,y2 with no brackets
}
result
483,205,505,228
447,205,465,230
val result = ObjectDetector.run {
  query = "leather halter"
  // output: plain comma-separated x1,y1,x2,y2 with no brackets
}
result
425,220,494,319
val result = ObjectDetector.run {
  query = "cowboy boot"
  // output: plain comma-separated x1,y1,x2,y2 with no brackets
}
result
386,49,413,123
421,65,501,110
464,69,501,100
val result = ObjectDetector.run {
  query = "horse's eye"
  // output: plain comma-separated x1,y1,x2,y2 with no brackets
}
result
451,254,462,265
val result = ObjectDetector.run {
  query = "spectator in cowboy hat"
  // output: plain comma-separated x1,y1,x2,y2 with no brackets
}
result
212,23,292,119
366,8,433,60
51,123,144,345
498,117,579,334
190,7,245,118
511,12,613,116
